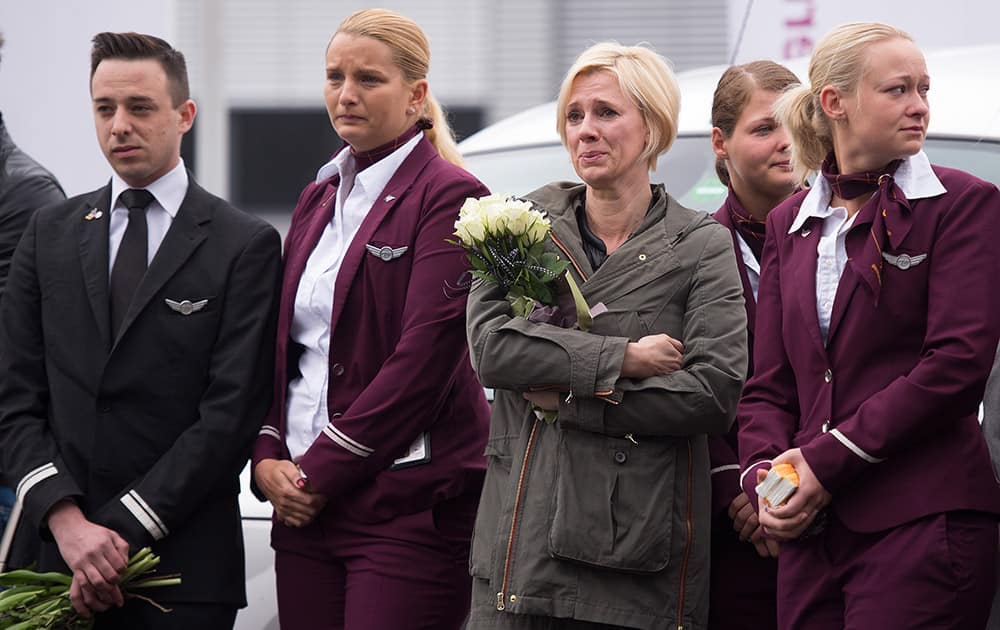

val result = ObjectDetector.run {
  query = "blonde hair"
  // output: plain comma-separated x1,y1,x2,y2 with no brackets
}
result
774,21,913,185
335,8,463,166
556,42,680,171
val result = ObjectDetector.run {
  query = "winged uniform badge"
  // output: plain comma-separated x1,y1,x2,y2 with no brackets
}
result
365,243,408,262
881,252,927,270
165,298,209,315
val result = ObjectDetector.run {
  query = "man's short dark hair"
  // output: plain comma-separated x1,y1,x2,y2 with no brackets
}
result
90,32,189,107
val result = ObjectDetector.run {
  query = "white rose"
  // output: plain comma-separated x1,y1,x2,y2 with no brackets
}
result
525,213,551,243
458,197,481,218
456,214,487,244
504,205,531,235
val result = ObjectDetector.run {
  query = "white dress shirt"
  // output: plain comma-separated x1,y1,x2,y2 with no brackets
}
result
786,150,947,345
108,159,187,276
735,233,761,301
285,133,422,460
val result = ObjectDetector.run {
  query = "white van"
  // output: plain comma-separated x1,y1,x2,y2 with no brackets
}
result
460,45,1000,206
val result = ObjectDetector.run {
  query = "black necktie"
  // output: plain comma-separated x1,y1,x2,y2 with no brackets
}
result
110,188,154,334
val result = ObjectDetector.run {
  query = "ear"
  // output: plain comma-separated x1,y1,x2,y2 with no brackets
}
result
711,127,728,160
819,85,845,122
177,99,197,134
409,79,428,113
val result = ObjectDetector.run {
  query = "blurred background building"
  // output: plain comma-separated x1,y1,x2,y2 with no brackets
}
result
2,0,998,213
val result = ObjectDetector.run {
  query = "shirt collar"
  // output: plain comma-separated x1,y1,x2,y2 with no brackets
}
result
111,159,188,218
788,150,947,234
314,132,423,187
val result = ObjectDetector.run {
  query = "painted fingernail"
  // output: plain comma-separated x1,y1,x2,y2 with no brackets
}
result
294,478,305,489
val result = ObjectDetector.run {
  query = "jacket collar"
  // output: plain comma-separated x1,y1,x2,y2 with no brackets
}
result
79,172,212,351
789,150,946,234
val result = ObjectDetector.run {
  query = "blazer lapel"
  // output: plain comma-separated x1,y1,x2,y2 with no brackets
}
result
281,180,338,330
78,186,114,349
112,178,210,348
328,141,433,331
826,264,861,346
791,220,827,356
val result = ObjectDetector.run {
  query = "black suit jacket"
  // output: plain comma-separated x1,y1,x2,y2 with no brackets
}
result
0,175,281,605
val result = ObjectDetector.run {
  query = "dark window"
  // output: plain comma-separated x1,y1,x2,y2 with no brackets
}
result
229,108,342,214
229,106,486,216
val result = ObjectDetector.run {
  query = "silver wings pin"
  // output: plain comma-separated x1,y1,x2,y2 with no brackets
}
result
882,252,927,270
365,243,408,262
165,298,209,315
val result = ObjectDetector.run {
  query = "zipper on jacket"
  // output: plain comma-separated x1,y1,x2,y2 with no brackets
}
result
497,419,542,611
676,440,694,630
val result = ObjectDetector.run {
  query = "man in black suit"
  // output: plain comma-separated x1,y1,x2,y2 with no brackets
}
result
0,32,280,628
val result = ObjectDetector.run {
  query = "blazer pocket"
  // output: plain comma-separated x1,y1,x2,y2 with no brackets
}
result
548,430,675,573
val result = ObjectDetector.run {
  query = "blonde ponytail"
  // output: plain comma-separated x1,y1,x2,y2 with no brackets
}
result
773,83,830,187
422,90,464,167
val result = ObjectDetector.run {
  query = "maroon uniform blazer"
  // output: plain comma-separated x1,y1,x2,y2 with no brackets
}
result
252,137,491,522
709,203,757,516
739,165,1000,532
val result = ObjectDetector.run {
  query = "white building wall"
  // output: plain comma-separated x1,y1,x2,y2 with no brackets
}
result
728,0,1000,65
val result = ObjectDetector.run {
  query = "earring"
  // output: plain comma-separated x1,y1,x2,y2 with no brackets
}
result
407,107,416,115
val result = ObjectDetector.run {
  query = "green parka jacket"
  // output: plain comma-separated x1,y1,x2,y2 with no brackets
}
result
466,182,748,630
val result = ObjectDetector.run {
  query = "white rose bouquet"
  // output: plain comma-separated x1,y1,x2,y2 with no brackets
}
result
452,194,569,318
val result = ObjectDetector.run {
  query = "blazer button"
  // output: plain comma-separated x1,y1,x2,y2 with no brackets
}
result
331,412,343,419
332,363,345,376
823,369,833,383
614,451,627,464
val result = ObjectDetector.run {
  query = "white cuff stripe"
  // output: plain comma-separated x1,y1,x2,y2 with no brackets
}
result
739,460,772,487
120,491,168,540
16,463,58,501
128,491,169,537
322,426,373,458
829,429,886,464
710,464,741,475
325,424,373,454
258,426,281,440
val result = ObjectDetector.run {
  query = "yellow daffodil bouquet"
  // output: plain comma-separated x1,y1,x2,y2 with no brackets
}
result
452,194,569,318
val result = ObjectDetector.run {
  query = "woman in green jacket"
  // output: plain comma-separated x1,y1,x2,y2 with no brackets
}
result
465,42,748,630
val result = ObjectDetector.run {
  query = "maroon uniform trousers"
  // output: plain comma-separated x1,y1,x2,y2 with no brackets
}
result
777,511,996,629
272,490,478,630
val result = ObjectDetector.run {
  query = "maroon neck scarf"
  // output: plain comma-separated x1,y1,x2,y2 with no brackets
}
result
724,189,767,262
820,152,911,306
350,118,432,172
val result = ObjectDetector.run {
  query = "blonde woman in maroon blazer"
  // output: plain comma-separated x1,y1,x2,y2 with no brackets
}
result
738,22,1000,629
250,9,490,629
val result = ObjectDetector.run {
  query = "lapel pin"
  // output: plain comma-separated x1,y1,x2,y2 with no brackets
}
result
882,252,927,270
165,298,208,315
84,209,103,221
384,194,396,203
365,243,408,262
799,227,812,238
